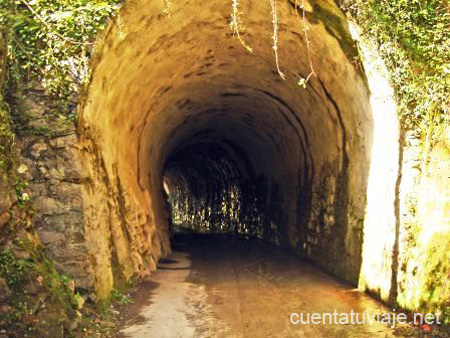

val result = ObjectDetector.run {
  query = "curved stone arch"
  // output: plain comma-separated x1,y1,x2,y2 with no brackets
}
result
76,0,400,302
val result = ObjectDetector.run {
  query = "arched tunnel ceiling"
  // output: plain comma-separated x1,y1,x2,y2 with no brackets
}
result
81,0,373,186
78,0,375,293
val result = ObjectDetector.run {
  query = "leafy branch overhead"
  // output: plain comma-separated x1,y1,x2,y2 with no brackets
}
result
0,0,121,104
339,0,449,131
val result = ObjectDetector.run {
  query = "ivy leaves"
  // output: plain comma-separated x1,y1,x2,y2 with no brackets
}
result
340,0,449,131
2,0,121,108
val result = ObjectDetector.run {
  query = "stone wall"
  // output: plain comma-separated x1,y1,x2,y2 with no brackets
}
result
77,130,170,300
9,87,93,290
351,22,449,318
397,128,450,316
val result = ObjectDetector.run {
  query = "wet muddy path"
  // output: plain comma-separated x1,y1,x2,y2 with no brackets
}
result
119,232,401,337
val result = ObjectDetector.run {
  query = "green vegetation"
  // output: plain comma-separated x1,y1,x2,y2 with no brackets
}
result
0,0,122,187
111,289,133,306
339,0,449,133
306,0,360,64
421,233,450,326
0,98,15,180
1,0,448,134
0,246,79,336
339,1,449,327
0,4,126,335
0,237,131,336
0,0,121,109
0,245,136,336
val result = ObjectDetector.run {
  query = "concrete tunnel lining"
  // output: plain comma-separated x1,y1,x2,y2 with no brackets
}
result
78,0,377,299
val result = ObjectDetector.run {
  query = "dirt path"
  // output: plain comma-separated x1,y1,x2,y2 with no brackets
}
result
119,233,404,337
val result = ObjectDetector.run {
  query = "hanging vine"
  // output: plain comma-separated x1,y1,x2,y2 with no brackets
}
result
230,0,253,52
295,0,316,87
269,0,285,80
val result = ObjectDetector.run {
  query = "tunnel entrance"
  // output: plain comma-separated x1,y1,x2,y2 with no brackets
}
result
77,0,401,302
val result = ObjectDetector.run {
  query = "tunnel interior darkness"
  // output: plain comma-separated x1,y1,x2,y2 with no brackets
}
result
76,0,393,299
161,90,315,245
164,143,258,236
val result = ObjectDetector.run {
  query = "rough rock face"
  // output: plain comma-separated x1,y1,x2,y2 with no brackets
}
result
397,129,450,313
0,180,13,228
11,87,93,290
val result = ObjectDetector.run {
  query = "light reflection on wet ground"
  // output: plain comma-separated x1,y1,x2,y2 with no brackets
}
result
121,232,403,337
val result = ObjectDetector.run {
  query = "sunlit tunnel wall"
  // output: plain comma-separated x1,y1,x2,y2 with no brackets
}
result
76,0,409,307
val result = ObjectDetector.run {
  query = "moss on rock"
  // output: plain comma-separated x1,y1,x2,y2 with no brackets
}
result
0,98,15,181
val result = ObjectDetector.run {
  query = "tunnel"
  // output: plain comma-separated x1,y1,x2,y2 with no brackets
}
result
76,0,400,301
